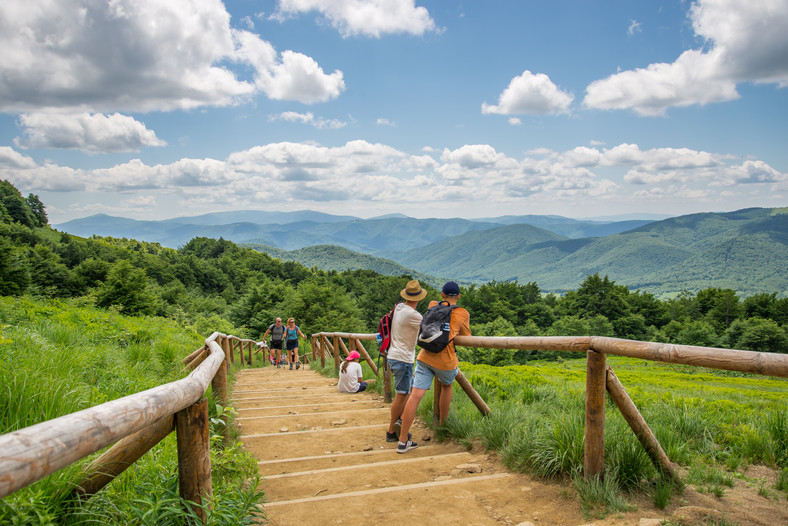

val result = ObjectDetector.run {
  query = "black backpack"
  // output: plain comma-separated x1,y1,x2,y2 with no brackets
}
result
417,301,459,353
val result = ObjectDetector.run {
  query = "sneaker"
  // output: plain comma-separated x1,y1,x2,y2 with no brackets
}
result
386,431,410,443
393,418,402,438
276,362,280,368
397,440,418,454
289,362,293,370
296,362,300,370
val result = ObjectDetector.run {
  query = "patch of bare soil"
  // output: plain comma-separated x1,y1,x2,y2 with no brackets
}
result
234,367,787,525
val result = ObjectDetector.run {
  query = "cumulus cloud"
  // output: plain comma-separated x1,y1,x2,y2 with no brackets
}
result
0,0,344,113
272,0,438,38
584,0,788,115
3,140,784,219
14,112,166,153
482,71,573,116
0,146,37,169
269,111,347,129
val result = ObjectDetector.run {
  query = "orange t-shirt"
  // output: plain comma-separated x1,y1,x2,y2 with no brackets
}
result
416,305,470,371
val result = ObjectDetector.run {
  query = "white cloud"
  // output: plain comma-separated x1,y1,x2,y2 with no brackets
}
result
584,0,788,115
14,112,166,153
0,146,37,169
627,19,642,36
4,141,783,219
0,0,344,113
508,117,522,126
269,111,347,129
376,118,396,127
482,70,573,116
272,0,437,38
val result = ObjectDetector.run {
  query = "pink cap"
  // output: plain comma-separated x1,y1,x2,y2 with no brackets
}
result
346,350,361,361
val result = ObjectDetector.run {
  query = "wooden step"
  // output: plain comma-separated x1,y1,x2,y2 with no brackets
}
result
262,473,521,526
236,407,390,435
262,451,485,501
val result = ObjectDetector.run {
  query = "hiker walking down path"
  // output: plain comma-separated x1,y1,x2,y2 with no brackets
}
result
285,318,306,370
398,281,470,453
385,280,426,443
337,351,376,393
263,317,286,367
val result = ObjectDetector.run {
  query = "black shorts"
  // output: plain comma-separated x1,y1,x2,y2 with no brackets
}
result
286,339,298,350
270,339,283,350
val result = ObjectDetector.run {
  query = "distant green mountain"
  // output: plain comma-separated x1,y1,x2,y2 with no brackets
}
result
392,207,788,297
242,243,442,287
55,211,651,251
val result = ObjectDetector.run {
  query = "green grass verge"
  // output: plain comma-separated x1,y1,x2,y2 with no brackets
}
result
0,296,264,525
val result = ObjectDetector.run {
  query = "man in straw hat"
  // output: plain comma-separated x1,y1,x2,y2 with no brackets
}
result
397,281,470,453
385,280,428,443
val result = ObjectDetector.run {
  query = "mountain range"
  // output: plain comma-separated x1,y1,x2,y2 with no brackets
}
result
55,207,788,297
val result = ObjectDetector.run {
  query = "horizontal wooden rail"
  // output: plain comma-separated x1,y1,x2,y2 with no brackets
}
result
588,336,788,378
0,338,225,499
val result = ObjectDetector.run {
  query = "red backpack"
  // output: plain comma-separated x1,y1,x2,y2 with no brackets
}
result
376,303,400,357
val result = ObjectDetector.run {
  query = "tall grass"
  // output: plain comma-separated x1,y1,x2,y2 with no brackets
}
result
388,356,787,515
0,296,263,525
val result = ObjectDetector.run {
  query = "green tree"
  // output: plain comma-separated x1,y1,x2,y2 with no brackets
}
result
96,260,156,315
25,194,47,227
560,274,631,322
672,320,718,347
0,180,35,227
723,317,788,353
0,237,30,295
696,288,742,331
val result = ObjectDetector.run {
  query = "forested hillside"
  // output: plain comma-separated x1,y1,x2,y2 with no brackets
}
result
2,180,787,362
393,207,788,297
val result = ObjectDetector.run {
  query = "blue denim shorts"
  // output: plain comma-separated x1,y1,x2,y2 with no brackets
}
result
356,381,368,392
388,359,414,394
413,361,459,390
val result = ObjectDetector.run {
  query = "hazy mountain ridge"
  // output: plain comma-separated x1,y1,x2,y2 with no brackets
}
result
396,207,787,296
241,243,442,287
54,207,788,297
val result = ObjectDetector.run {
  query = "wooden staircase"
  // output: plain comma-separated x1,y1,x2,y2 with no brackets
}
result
233,366,585,525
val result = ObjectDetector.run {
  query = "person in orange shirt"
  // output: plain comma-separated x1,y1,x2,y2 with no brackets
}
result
396,281,470,453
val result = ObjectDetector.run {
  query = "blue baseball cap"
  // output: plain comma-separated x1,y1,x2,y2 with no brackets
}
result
441,281,460,296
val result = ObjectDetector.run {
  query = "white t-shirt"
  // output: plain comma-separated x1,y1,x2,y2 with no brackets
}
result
337,361,363,393
386,303,423,363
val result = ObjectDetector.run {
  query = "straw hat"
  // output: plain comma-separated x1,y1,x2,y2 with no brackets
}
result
400,280,427,301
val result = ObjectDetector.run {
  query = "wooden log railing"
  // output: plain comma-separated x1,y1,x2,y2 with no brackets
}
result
312,331,788,482
0,332,265,521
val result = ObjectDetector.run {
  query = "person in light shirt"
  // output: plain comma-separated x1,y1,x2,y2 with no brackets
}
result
385,280,427,443
337,351,376,393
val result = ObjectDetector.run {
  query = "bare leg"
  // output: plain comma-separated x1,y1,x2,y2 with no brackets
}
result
388,392,410,433
399,387,427,443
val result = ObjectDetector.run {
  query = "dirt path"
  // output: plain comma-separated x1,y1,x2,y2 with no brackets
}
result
234,366,788,525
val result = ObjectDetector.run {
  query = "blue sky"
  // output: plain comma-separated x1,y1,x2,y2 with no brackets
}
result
1,0,786,223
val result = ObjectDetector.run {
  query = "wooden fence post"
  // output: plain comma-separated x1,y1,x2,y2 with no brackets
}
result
211,360,229,443
332,336,341,372
606,366,681,483
176,398,212,522
354,339,379,376
584,349,606,480
455,370,490,416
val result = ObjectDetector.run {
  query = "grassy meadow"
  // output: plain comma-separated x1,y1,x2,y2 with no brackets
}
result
317,348,788,518
0,296,264,525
